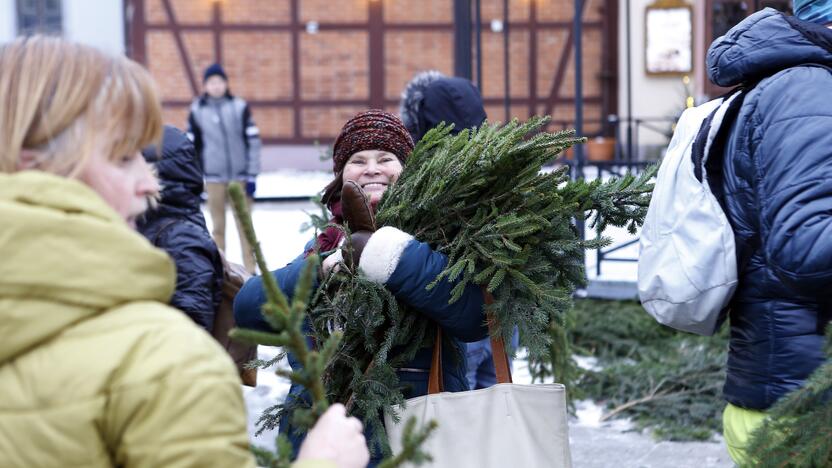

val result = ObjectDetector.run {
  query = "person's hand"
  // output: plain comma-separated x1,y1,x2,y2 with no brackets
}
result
245,177,257,197
341,180,376,269
321,249,343,276
296,403,369,468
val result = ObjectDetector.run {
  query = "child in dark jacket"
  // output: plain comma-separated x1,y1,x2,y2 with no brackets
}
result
138,125,223,331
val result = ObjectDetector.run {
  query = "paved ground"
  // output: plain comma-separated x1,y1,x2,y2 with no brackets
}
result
568,422,732,468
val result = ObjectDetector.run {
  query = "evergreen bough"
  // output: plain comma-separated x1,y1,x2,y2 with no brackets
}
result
226,183,436,468
746,324,832,467
290,117,656,455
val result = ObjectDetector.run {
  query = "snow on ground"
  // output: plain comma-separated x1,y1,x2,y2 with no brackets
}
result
256,170,332,199
206,169,731,466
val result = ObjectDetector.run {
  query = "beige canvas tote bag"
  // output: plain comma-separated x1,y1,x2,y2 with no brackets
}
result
384,293,572,468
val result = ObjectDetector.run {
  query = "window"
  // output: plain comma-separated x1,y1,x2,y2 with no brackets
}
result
17,0,62,36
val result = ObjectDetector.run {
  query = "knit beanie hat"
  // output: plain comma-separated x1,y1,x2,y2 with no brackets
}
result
793,0,832,24
203,63,227,82
331,109,414,174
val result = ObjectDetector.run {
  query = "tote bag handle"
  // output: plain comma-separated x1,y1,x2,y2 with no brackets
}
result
428,290,512,394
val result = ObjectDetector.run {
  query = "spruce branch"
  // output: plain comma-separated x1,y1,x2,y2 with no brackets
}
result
298,117,654,449
228,183,290,316
227,182,436,466
746,324,832,467
378,419,439,468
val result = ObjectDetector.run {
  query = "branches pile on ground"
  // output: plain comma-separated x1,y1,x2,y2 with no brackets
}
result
565,299,728,441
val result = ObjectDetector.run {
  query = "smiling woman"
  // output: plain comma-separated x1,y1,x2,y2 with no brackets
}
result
342,149,403,205
233,109,489,466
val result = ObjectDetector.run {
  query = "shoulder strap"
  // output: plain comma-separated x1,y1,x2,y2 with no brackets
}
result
427,290,511,394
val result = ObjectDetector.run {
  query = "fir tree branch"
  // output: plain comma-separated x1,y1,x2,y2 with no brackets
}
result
745,324,832,467
377,418,439,468
228,182,436,466
229,183,290,316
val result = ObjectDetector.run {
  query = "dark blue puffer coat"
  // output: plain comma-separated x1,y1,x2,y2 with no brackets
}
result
138,126,223,332
707,8,832,410
399,72,487,143
234,234,487,464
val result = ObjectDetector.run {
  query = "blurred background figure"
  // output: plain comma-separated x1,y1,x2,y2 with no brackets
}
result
139,125,223,332
138,124,260,387
187,63,261,274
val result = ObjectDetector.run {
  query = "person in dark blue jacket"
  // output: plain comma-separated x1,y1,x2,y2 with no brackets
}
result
399,70,519,390
706,4,832,463
398,70,488,143
234,110,487,465
138,125,223,332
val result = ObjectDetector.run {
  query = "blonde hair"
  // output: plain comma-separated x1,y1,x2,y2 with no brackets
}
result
0,35,162,176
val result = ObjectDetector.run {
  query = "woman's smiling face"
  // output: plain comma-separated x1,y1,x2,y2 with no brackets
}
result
342,149,403,204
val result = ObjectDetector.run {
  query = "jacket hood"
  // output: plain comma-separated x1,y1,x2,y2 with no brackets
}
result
399,72,487,142
142,125,205,213
707,8,832,88
0,171,175,364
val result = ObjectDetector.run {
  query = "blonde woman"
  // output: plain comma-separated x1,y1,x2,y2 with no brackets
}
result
0,36,366,468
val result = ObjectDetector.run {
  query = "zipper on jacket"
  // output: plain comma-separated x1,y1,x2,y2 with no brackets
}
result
213,100,234,181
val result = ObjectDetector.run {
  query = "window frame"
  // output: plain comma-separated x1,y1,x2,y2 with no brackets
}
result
16,0,63,36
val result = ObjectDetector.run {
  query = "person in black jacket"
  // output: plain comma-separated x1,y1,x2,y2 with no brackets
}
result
138,125,223,331
706,4,832,463
398,70,487,143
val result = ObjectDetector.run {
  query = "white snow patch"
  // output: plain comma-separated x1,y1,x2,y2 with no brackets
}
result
243,346,292,451
204,200,318,270
255,170,332,198
574,355,601,372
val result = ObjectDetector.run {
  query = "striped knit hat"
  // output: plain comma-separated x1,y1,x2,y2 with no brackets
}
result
331,109,414,174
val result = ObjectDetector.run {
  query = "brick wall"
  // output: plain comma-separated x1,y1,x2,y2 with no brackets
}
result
131,0,613,143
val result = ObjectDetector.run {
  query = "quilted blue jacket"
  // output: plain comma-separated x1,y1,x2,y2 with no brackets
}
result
707,8,832,410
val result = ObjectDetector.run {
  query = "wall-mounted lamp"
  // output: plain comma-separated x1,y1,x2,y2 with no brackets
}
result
490,19,504,32
306,21,319,34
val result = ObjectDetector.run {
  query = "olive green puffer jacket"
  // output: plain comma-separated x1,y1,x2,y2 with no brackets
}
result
0,171,256,467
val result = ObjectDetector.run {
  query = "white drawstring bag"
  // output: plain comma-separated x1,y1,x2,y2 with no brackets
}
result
638,92,745,335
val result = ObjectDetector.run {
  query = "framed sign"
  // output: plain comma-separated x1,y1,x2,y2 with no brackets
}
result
645,1,693,75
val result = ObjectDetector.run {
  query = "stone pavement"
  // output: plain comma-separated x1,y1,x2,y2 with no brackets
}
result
568,423,733,468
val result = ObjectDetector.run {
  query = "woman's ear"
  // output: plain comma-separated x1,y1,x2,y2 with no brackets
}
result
17,149,41,170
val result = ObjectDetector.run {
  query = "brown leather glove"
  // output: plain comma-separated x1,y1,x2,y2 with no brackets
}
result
340,180,377,269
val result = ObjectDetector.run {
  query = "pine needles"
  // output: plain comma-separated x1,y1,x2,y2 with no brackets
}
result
377,117,655,367
569,299,728,441
303,117,654,453
746,324,832,467
227,183,436,467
